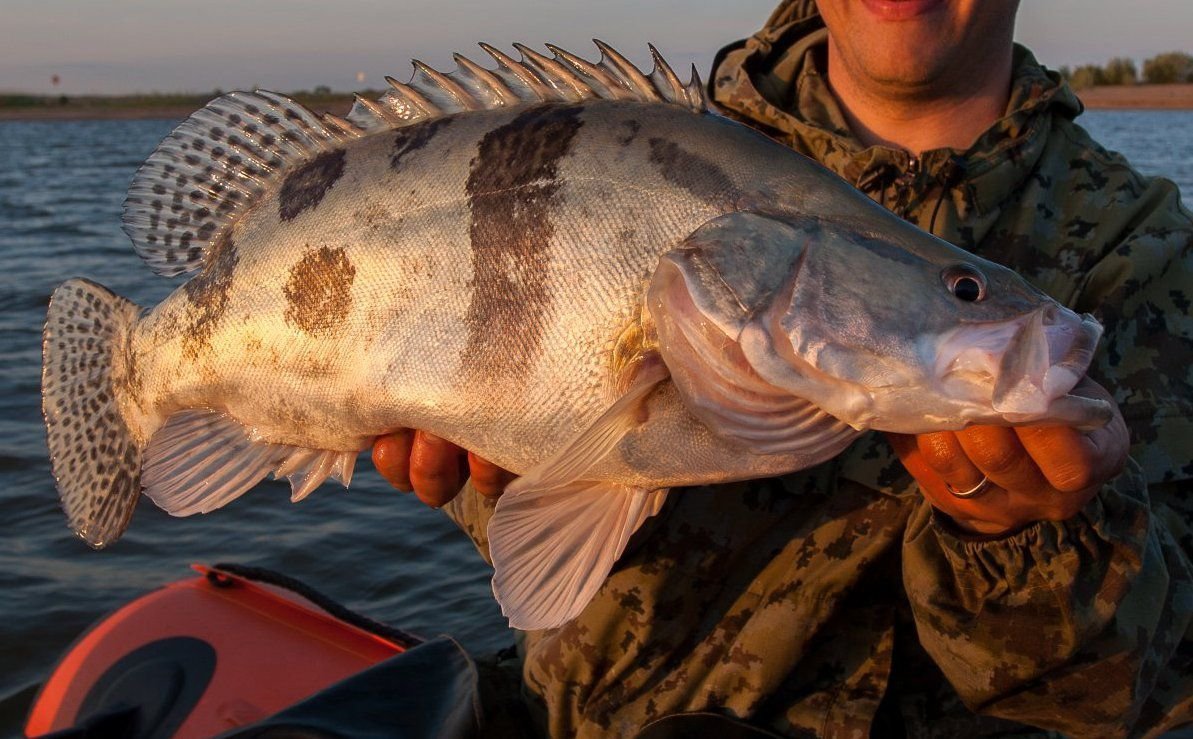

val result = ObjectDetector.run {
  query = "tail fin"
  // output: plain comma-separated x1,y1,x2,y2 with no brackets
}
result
42,279,143,548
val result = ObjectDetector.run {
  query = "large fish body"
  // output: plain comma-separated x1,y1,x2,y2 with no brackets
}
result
42,44,1108,629
131,102,801,478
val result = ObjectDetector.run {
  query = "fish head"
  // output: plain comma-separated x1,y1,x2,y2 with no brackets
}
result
737,213,1112,433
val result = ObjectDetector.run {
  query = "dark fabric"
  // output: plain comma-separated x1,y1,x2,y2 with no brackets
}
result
220,637,504,739
635,712,789,739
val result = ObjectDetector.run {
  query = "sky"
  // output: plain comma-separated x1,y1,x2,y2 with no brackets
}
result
1,1,1191,95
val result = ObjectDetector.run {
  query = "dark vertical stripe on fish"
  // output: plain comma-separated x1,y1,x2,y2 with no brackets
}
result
648,137,737,208
463,105,584,386
278,149,347,222
618,119,642,146
391,117,455,171
181,232,238,359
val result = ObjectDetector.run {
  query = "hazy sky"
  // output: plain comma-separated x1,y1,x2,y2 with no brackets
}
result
2,1,1191,95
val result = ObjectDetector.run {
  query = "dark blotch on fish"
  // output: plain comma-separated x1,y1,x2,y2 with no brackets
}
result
463,105,584,385
278,149,347,222
648,137,736,208
618,119,641,146
182,232,239,359
391,117,455,171
283,246,357,336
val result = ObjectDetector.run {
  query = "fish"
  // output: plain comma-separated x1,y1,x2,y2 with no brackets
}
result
41,42,1110,630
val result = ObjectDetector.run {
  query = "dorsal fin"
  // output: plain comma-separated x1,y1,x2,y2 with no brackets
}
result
123,90,364,277
346,41,706,132
122,42,703,277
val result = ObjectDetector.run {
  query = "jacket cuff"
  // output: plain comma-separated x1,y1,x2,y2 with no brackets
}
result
911,460,1150,602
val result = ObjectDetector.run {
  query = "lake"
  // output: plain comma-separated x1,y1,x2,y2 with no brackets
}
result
1,109,1190,735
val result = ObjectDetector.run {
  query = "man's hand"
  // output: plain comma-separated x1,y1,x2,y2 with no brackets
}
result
372,429,514,507
887,377,1130,536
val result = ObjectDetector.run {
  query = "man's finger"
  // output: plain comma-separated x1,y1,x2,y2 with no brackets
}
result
887,433,1016,532
372,429,415,491
409,431,465,508
1014,425,1102,493
468,452,515,499
955,425,1050,496
914,431,986,494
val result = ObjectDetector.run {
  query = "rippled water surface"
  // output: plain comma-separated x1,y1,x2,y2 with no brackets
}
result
1,109,1190,734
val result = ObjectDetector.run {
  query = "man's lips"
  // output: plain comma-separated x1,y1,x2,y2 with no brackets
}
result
860,0,947,20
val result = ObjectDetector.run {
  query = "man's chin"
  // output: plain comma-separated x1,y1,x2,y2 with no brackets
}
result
831,37,958,95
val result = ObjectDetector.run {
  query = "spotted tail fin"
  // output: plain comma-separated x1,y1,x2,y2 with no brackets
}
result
42,279,144,548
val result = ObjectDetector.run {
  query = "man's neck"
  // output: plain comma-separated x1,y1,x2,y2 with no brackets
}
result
825,39,1014,155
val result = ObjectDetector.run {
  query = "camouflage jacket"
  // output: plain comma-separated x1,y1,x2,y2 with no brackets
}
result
446,4,1193,736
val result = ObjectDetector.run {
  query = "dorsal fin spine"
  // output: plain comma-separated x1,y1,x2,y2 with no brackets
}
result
406,65,460,113
393,81,439,115
321,112,360,135
479,42,525,76
546,44,622,100
480,43,555,101
685,64,704,109
412,60,480,111
515,43,589,100
647,44,685,105
452,53,516,106
383,78,438,118
593,40,655,96
351,93,400,128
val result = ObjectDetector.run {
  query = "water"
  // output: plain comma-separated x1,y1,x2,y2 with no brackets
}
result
0,109,1190,735
1081,110,1193,194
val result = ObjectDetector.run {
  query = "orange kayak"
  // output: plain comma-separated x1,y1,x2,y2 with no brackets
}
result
26,564,417,738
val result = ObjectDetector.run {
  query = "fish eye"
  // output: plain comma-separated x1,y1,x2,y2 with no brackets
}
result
942,265,986,303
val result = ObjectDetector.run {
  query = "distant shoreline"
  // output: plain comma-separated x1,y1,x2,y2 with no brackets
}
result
2,84,1193,122
0,93,358,122
1076,83,1193,109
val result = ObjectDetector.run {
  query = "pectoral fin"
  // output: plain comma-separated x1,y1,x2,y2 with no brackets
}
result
488,362,669,631
490,481,667,630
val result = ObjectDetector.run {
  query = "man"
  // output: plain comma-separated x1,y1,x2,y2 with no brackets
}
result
373,0,1193,735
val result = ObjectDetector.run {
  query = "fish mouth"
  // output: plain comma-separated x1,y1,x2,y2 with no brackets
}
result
936,306,1110,428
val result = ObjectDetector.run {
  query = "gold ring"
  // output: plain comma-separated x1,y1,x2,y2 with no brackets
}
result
946,475,992,499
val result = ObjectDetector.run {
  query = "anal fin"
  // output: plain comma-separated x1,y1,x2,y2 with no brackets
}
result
287,449,357,502
143,409,357,516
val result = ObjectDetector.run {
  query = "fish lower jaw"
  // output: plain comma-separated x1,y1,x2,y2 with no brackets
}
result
989,363,1086,416
995,393,1113,430
939,357,1085,410
936,378,1110,431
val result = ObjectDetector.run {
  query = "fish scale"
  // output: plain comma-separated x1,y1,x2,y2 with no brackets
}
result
43,42,1110,630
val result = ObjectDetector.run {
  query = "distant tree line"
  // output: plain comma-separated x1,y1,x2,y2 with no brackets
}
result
1059,52,1193,90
